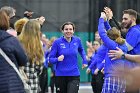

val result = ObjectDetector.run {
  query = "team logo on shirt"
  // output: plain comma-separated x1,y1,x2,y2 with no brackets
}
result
60,43,66,48
74,42,77,46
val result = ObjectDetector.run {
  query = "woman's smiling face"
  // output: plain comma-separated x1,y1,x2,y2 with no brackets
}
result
62,24,74,39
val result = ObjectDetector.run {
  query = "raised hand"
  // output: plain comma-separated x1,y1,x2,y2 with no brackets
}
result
36,16,46,25
100,12,107,21
104,7,113,20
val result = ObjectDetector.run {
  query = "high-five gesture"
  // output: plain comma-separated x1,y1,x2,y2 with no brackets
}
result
104,7,113,20
100,12,107,21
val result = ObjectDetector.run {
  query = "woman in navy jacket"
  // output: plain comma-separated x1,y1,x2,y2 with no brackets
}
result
48,22,87,93
0,10,28,93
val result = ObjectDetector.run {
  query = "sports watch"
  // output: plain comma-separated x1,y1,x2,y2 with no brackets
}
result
121,53,125,59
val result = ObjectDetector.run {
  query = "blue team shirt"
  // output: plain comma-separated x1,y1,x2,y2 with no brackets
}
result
49,36,87,76
126,24,140,68
98,18,128,77
87,20,111,74
88,45,107,74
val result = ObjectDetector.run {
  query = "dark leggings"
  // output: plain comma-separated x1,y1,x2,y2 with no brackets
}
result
39,67,48,93
91,71,104,93
55,76,80,93
50,76,55,93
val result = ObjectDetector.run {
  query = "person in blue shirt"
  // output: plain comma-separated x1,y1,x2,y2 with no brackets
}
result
98,12,128,93
103,7,140,93
122,9,140,69
87,44,107,75
86,19,111,93
48,22,87,93
104,8,140,62
109,47,140,63
86,41,105,93
108,9,140,93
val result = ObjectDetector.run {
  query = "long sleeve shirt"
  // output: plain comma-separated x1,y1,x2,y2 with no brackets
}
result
49,36,87,76
88,44,107,74
125,25,140,68
98,18,128,77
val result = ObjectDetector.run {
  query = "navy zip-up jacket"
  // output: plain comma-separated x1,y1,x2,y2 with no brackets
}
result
0,30,28,93
49,36,87,76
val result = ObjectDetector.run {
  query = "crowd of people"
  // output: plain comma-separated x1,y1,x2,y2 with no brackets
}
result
0,5,140,93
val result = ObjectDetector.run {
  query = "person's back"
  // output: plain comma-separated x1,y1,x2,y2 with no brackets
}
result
98,17,127,77
0,10,28,93
0,31,27,93
98,12,127,93
18,19,44,93
104,43,127,77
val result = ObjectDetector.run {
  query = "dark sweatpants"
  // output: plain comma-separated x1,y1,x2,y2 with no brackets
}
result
91,71,104,93
55,76,80,93
39,67,48,93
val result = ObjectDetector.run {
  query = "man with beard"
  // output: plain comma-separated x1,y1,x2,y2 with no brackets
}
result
105,8,140,93
122,9,140,61
104,7,140,39
106,8,140,68
114,9,140,93
112,9,140,93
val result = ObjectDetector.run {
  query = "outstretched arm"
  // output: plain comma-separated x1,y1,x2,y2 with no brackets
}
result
108,47,140,63
104,7,121,30
98,12,117,50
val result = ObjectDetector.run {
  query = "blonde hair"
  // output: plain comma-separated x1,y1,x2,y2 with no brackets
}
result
107,27,125,45
14,18,29,35
49,37,57,45
48,37,57,48
18,19,44,65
